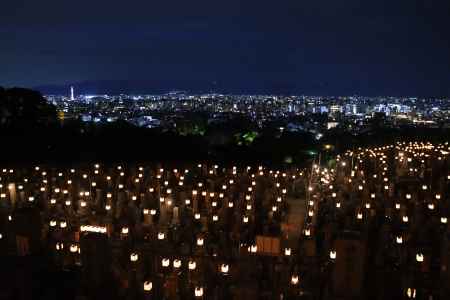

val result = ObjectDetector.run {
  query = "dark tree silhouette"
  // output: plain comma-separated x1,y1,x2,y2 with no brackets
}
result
0,87,57,130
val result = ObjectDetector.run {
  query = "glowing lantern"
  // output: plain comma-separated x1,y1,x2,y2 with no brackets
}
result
395,203,401,210
188,260,196,270
60,221,67,228
228,202,234,208
70,244,79,253
213,215,219,222
291,275,299,285
194,287,204,297
416,253,424,263
194,213,201,220
365,203,371,209
406,288,416,299
221,264,229,274
304,229,311,236
357,212,363,220
250,244,257,253
150,209,157,215
441,217,448,224
50,220,57,227
396,236,403,244
403,216,409,223
197,237,204,246
130,253,139,262
143,281,152,292
329,250,337,260
185,199,191,205
158,232,165,240
162,258,170,267
122,227,129,234
284,248,292,256
105,205,111,210
173,259,182,268
428,203,435,210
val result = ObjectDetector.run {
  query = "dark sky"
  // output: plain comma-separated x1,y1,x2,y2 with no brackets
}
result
1,0,449,96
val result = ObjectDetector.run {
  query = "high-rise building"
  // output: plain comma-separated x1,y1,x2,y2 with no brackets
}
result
70,86,75,101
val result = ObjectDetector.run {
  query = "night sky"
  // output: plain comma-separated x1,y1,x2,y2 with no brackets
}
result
1,0,449,96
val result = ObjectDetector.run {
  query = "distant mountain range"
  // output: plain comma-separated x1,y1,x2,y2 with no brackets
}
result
32,79,448,97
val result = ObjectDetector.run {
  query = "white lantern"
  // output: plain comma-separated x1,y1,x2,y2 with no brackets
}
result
284,248,292,256
329,250,337,260
60,221,67,228
336,202,341,208
396,236,403,244
197,237,204,246
173,259,182,268
162,258,170,267
291,275,299,285
406,288,416,299
194,287,203,297
122,227,129,234
250,245,257,253
416,253,424,262
221,264,229,274
243,216,249,223
130,253,139,262
188,260,196,270
304,229,311,237
194,213,201,220
50,220,57,227
158,232,165,240
441,217,448,224
143,281,152,292
212,215,219,222
403,216,409,223
428,203,435,210
70,244,79,253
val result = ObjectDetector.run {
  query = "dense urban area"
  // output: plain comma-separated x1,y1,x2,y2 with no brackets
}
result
47,91,450,137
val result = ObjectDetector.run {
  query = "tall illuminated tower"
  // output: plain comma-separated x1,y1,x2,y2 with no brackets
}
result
70,86,75,101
